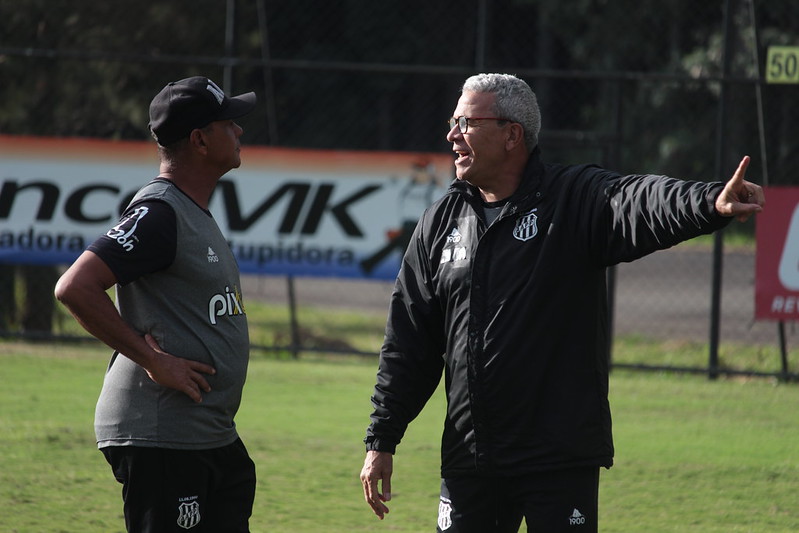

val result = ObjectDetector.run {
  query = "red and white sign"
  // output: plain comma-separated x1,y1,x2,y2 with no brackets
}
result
755,186,799,320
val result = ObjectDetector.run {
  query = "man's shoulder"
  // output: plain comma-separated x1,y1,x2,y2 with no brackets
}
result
133,178,177,202
543,160,607,178
424,183,472,217
539,161,621,195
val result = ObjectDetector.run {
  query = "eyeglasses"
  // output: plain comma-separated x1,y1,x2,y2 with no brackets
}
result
448,116,511,134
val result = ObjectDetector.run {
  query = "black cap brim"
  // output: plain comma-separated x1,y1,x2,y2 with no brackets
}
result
218,92,257,121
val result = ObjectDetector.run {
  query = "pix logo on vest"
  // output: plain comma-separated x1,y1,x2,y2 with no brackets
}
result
208,285,245,325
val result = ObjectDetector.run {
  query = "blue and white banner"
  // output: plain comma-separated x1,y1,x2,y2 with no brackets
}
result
0,135,452,280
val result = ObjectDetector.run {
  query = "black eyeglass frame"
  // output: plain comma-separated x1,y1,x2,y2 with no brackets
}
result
448,115,512,134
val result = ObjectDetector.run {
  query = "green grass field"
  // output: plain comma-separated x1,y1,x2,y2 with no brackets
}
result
1,339,798,532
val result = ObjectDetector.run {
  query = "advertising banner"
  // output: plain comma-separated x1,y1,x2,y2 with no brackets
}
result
0,135,453,280
755,186,799,320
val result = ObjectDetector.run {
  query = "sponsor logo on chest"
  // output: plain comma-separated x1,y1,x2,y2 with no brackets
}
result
440,227,468,264
208,284,245,325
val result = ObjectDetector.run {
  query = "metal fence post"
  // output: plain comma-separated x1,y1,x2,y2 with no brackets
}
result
709,0,736,380
287,275,301,358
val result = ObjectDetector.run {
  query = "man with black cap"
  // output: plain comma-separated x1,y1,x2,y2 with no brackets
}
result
55,76,258,532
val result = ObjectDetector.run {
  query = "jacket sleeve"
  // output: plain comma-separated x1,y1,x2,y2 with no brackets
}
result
590,170,731,265
364,217,446,453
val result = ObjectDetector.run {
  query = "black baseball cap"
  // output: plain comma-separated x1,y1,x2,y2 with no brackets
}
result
148,76,257,146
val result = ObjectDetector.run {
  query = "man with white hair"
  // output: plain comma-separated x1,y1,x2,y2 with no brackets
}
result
360,73,764,532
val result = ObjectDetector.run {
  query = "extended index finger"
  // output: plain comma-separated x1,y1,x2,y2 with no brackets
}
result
730,155,750,187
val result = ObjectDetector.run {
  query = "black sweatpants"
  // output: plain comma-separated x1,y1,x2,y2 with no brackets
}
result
437,467,600,533
101,438,256,533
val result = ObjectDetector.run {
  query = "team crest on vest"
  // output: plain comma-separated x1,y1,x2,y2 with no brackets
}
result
177,498,201,529
513,208,538,242
438,496,453,530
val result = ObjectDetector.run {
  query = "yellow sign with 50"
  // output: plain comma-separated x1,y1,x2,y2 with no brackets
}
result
767,46,799,84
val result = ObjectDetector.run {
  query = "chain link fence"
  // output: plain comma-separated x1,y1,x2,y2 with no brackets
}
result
2,0,798,378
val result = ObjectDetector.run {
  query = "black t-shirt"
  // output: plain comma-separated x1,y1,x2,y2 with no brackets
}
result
88,199,177,286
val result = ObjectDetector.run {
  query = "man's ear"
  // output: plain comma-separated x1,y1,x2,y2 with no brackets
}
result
189,128,207,152
505,123,524,151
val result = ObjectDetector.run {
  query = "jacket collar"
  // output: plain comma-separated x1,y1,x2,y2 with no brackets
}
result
449,145,545,211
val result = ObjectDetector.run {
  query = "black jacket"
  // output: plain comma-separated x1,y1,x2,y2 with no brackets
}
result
365,148,729,477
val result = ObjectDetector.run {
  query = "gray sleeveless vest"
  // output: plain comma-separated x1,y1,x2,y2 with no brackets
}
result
95,179,249,450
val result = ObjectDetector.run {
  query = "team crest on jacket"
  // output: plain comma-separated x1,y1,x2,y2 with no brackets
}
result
513,208,538,242
177,497,201,529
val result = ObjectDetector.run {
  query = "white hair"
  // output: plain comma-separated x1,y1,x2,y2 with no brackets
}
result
462,73,541,153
